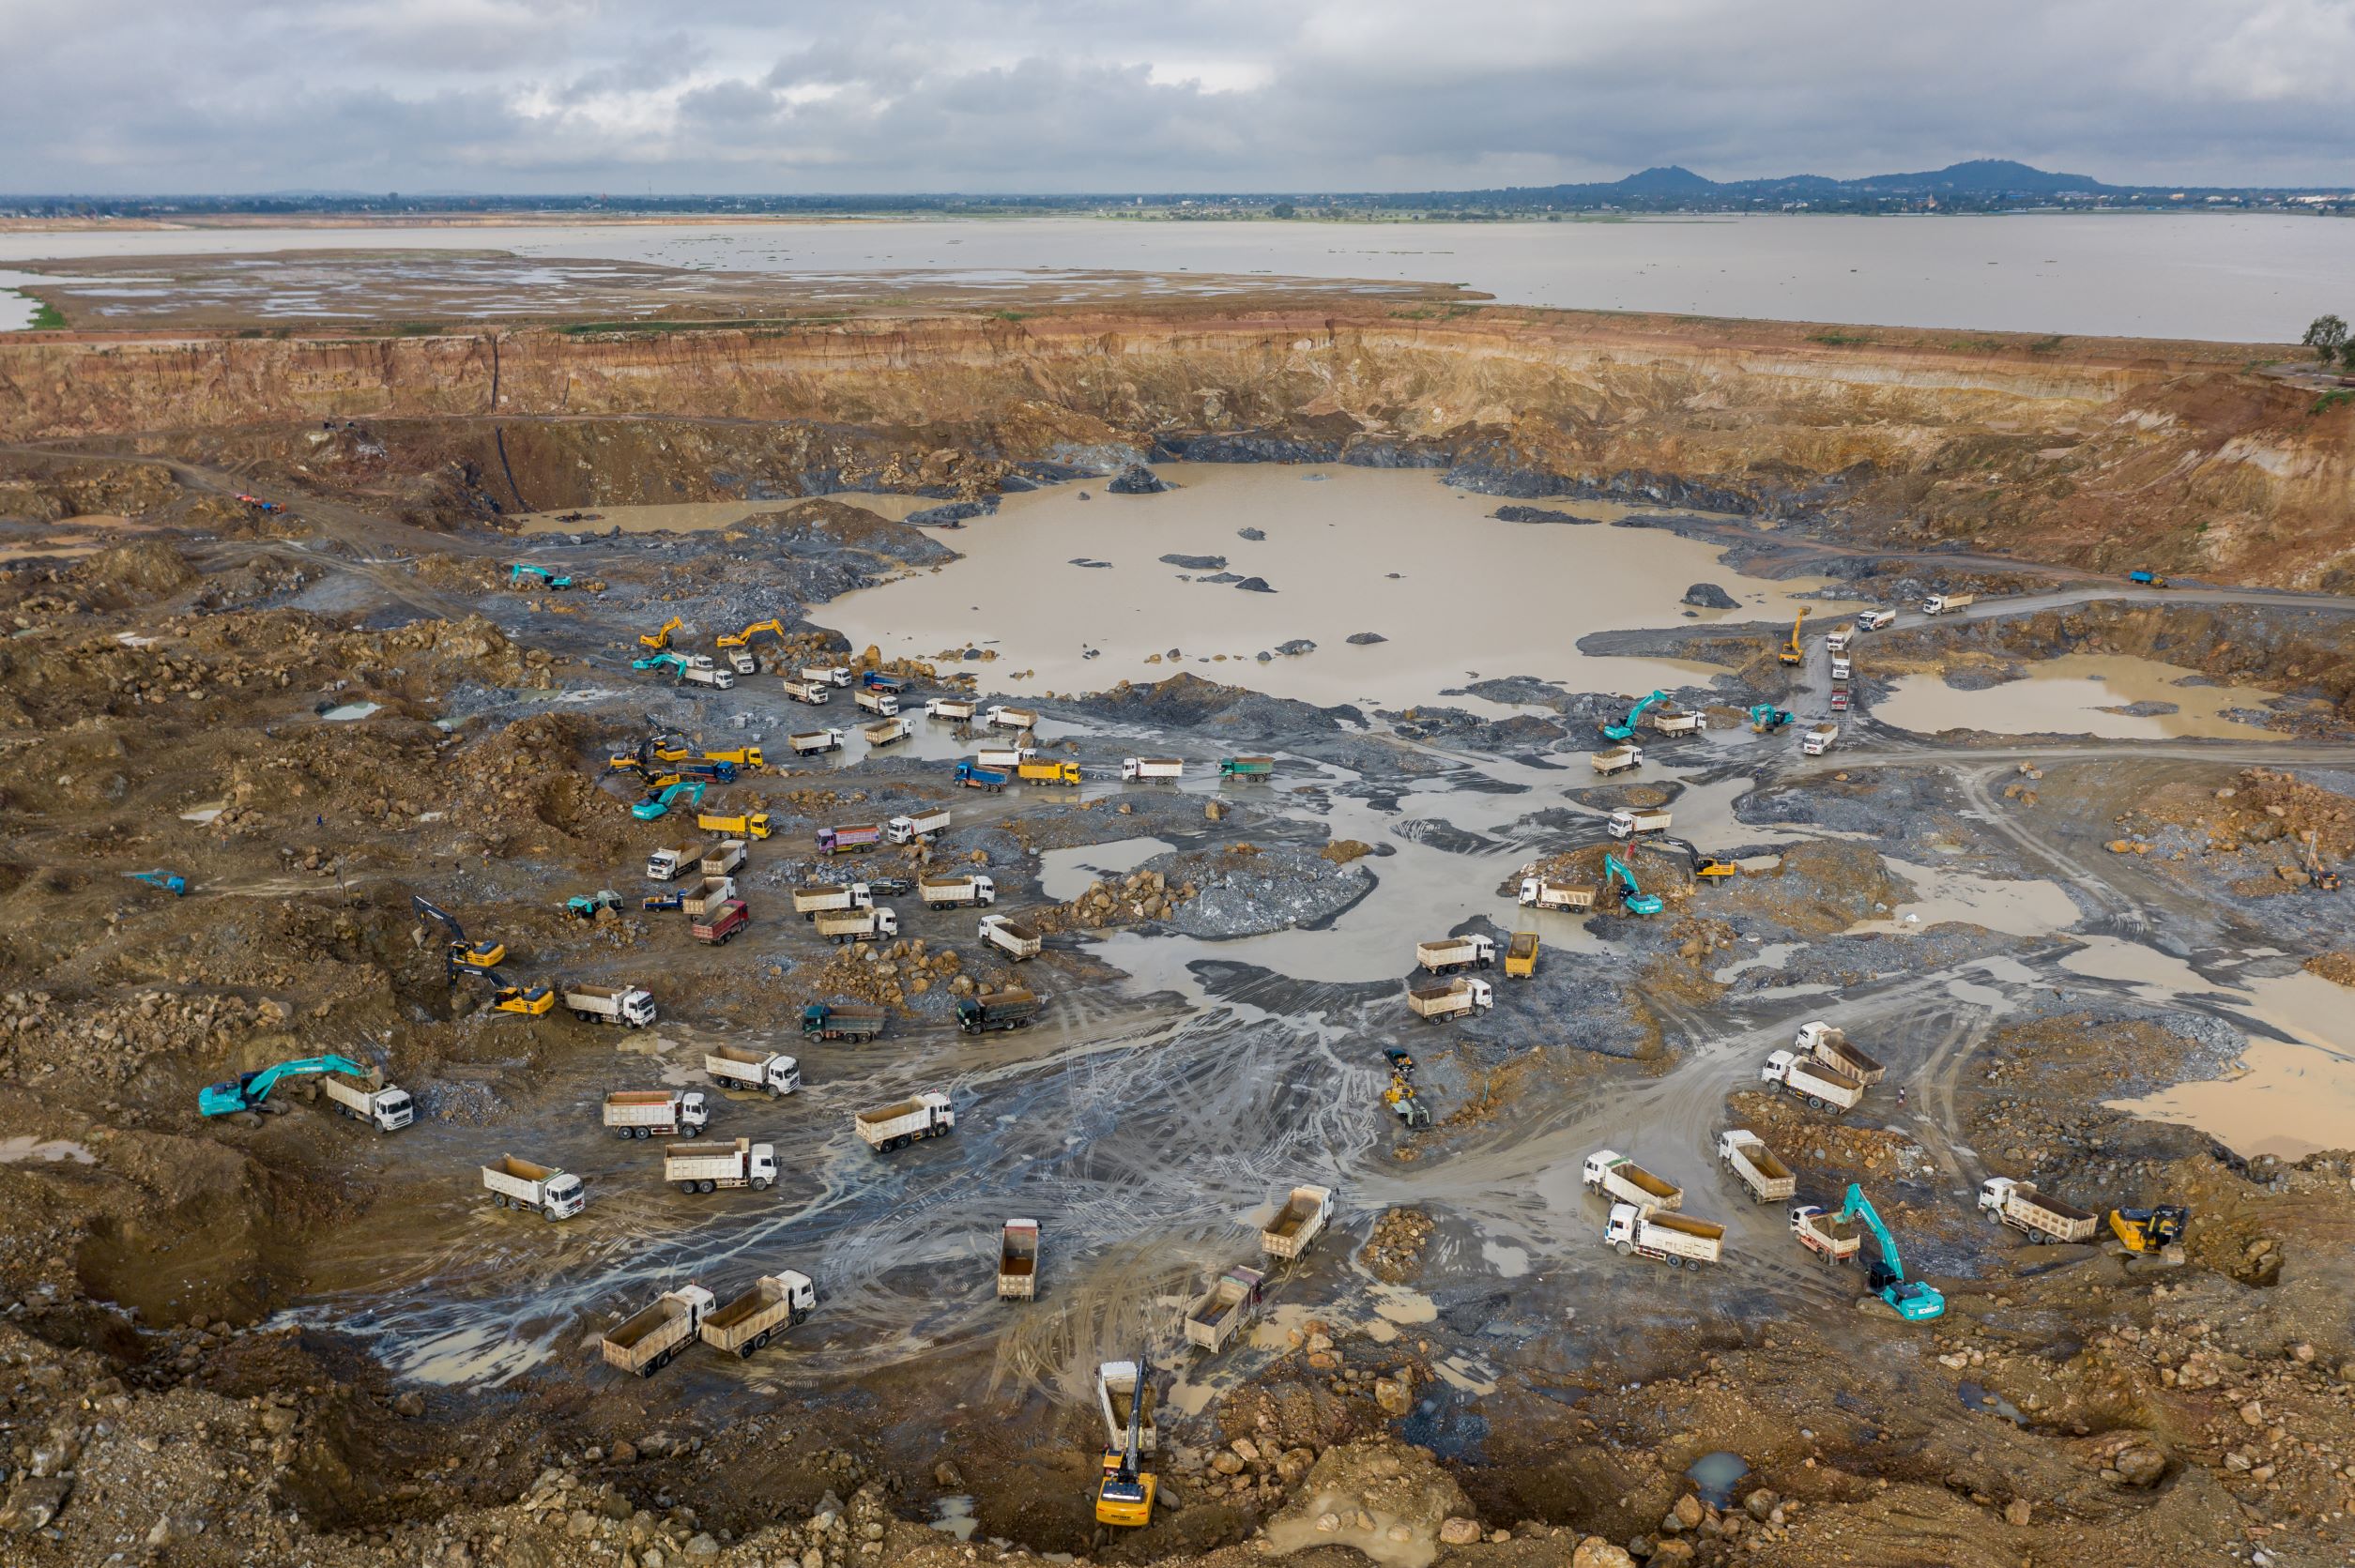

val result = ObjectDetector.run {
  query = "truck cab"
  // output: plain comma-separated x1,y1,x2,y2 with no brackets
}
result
368,1087,416,1132
1858,609,1896,632
543,1173,587,1220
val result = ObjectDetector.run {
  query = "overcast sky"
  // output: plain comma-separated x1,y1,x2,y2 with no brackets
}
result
6,0,2352,194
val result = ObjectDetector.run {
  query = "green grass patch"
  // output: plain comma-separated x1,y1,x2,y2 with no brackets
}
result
1808,330,1874,347
27,298,66,330
2312,388,2354,417
2026,335,2066,354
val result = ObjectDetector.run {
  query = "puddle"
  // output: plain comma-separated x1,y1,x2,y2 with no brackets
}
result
828,464,1850,709
0,1136,96,1165
1878,657,2283,740
1479,1241,1531,1278
928,1496,979,1542
1846,861,2082,937
1037,836,1177,901
1957,1380,2028,1426
1712,941,1799,983
1685,1450,1751,1507
178,801,226,824
320,701,382,722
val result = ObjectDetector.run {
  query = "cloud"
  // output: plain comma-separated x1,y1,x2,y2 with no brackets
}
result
2,0,2351,191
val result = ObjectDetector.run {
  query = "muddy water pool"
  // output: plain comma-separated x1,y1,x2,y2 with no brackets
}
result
1878,656,2285,740
827,464,1847,710
511,493,937,535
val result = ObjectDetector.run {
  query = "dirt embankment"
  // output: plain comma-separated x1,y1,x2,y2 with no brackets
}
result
7,305,2350,588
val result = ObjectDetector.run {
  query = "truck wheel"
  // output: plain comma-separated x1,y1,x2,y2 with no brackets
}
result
697,1180,716,1195
738,1343,755,1359
1667,1256,1684,1270
751,1177,771,1191
543,1208,558,1222
678,1180,697,1195
1614,1241,1632,1256
685,1125,701,1138
640,1362,656,1378
613,1127,629,1140
493,1194,509,1208
1807,1095,1827,1110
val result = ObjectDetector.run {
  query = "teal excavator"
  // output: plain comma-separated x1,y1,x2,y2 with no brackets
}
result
200,1054,370,1118
1748,704,1794,734
1836,1183,1945,1320
1602,691,1668,742
632,780,707,822
633,650,697,680
1603,852,1663,915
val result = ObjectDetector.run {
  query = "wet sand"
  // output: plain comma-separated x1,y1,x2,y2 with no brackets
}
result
1877,656,2285,740
511,494,935,535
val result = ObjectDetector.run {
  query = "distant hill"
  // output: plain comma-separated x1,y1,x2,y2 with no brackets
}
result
1471,160,2119,206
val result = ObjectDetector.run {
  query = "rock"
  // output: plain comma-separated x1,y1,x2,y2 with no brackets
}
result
1237,526,1267,540
934,1460,964,1489
1742,1488,1778,1523
1109,464,1167,495
393,1391,426,1417
1160,553,1228,571
1236,577,1277,594
684,1534,720,1557
1231,1438,1262,1464
1275,638,1315,655
1572,1539,1636,1568
2004,1499,2032,1527
1668,1494,1704,1531
1374,1377,1412,1416
1440,1517,1482,1545
1493,505,1598,525
2110,1441,2169,1487
1346,632,1387,645
1682,583,1740,610
1212,1452,1246,1476
1277,1448,1316,1484
1650,1542,1695,1564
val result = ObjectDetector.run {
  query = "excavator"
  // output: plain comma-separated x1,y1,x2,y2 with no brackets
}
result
1094,1347,1157,1528
1779,607,1810,667
1835,1183,1945,1320
509,563,573,590
2109,1204,2190,1254
124,868,189,897
2303,830,2342,893
1748,704,1794,734
632,650,698,681
410,894,506,980
715,618,789,674
632,781,707,822
637,616,683,651
486,976,556,1016
1648,837,1738,882
1603,852,1664,915
200,1053,370,1118
1602,691,1668,742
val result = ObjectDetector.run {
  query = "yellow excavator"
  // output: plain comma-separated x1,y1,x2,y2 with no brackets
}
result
2304,831,2341,893
1778,606,1809,667
1094,1348,1157,1529
715,617,788,651
637,616,683,652
2109,1205,2189,1254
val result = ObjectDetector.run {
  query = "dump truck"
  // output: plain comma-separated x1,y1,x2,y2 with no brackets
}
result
862,670,907,693
1602,1203,1724,1268
1825,623,1855,654
925,697,977,722
1017,758,1081,784
1979,1177,2099,1244
863,715,915,747
789,729,846,756
647,843,704,881
1591,745,1643,776
978,914,1041,960
482,1155,585,1220
603,1089,708,1139
956,988,1038,1034
321,1071,415,1133
816,906,898,944
984,705,1040,732
1647,707,1705,737
920,874,996,909
1407,975,1492,1021
1416,935,1496,973
1121,757,1185,781
1829,654,1853,682
1219,755,1276,779
802,665,852,687
665,1136,776,1194
701,1271,816,1358
1796,1021,1885,1085
1505,931,1539,978
997,1219,1040,1301
1922,592,1975,616
1583,1150,1684,1211
1799,723,1840,756
1097,1360,1158,1455
700,839,748,877
794,883,872,919
1717,1130,1797,1203
1608,807,1673,839
602,1286,713,1377
976,743,1036,769
698,809,772,840
953,761,1007,792
1182,1266,1266,1353
681,666,735,691
887,808,952,845
1519,876,1596,912
817,823,880,856
801,1001,885,1042
1858,608,1896,632
704,1043,801,1097
781,678,831,706
691,899,750,945
1790,1204,1863,1264
854,1091,956,1152
855,687,900,716
680,876,738,917
1761,1050,1864,1112
562,983,659,1028
1261,1185,1333,1260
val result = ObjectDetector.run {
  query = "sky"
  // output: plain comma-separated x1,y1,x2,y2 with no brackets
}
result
4,0,2353,194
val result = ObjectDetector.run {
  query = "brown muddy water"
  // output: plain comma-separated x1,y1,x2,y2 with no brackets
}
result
1877,656,2285,740
511,494,936,535
827,464,1847,708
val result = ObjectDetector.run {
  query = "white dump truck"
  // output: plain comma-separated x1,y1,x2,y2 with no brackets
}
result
1825,623,1855,654
1799,723,1841,756
603,1089,709,1139
680,876,737,917
482,1155,585,1221
700,1272,816,1358
1607,807,1673,839
602,1286,713,1377
1183,1265,1267,1354
321,1070,414,1133
802,665,852,687
978,914,1041,961
1858,608,1897,632
997,1219,1040,1302
1648,707,1705,737
1121,757,1185,782
1829,654,1853,682
1591,745,1644,776
863,715,915,747
1922,592,1975,616
925,696,978,722
854,1091,956,1153
793,882,872,919
1097,1359,1158,1455
1979,1177,2100,1244
816,906,899,944
1407,975,1493,1022
855,687,900,717
1603,1203,1724,1268
1796,1021,1885,1085
1717,1130,1797,1204
704,1043,801,1097
1760,1049,1864,1113
1416,934,1496,974
1583,1150,1684,1211
919,874,996,909
665,1136,777,1194
788,728,846,755
985,705,1040,731
1261,1185,1333,1261
887,808,952,845
681,666,735,691
647,843,704,881
781,678,831,707
976,743,1036,769
561,983,658,1028
1520,876,1597,912
1789,1204,1862,1265
700,839,748,877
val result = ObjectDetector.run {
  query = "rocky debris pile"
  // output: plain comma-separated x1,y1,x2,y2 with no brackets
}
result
1492,505,1599,525
1358,1209,1434,1282
1262,1438,1472,1563
1085,673,1352,739
1108,464,1167,495
799,936,998,1012
1153,843,1372,938
1237,525,1267,540
0,460,180,524
1725,1089,1928,1185
1682,583,1739,610
441,712,628,859
1036,865,1198,934
1,987,274,1087
2114,765,2355,883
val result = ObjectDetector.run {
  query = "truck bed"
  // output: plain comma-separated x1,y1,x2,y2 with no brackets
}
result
1649,1212,1726,1243
856,1099,925,1126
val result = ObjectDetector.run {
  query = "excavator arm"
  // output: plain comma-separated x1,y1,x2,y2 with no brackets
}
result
637,616,683,651
1836,1182,1944,1319
1603,690,1668,741
410,894,506,973
717,617,788,650
1780,607,1810,665
199,1053,371,1116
